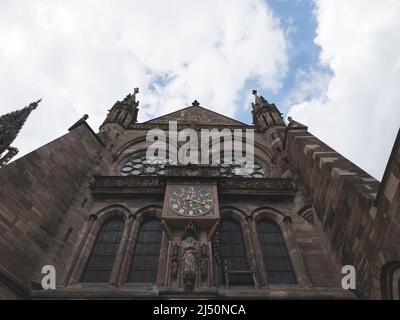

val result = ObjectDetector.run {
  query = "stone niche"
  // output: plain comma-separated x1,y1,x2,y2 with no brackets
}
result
164,220,215,292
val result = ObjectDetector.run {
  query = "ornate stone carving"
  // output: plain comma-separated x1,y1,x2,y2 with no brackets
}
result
0,99,40,167
90,176,164,189
182,237,198,292
129,123,252,131
191,100,200,107
170,243,180,281
90,175,296,194
212,230,222,267
165,164,220,177
199,244,208,280
101,89,140,127
181,221,199,292
220,178,296,192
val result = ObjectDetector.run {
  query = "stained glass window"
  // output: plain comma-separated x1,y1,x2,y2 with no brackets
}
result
217,159,266,178
257,220,296,284
128,218,162,283
120,154,266,178
219,218,249,271
81,217,124,283
120,154,166,176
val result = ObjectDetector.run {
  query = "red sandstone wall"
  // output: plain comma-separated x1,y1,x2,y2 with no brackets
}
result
285,128,382,298
0,124,103,297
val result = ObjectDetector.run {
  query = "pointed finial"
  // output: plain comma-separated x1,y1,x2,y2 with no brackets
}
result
0,99,40,160
192,100,200,107
28,98,42,110
252,90,267,105
252,89,263,106
119,88,140,108
133,88,139,107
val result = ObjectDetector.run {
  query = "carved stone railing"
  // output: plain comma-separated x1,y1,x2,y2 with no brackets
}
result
90,175,296,193
90,176,165,190
219,178,296,193
165,165,220,177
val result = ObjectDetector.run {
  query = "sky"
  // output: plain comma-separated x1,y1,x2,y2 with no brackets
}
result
0,0,399,180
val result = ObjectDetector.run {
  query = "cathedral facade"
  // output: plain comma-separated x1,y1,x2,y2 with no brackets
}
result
0,90,399,300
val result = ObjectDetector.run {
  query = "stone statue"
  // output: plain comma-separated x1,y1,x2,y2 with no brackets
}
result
200,244,208,280
181,234,198,292
170,243,180,281
182,236,198,273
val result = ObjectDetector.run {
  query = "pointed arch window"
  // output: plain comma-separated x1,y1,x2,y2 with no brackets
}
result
128,218,162,283
81,217,124,283
220,218,248,271
257,220,296,284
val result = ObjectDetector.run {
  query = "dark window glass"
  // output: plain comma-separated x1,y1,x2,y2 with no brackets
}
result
81,217,124,283
257,220,296,284
128,218,161,283
220,218,248,271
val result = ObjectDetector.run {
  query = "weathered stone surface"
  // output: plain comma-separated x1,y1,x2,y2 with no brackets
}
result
285,126,400,299
0,95,398,300
0,123,103,297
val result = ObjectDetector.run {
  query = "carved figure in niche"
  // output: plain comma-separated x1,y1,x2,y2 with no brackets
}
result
170,243,180,281
182,236,197,273
200,244,208,280
181,221,199,292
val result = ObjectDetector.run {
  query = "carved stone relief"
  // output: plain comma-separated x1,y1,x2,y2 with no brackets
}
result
170,243,180,281
181,221,199,292
199,244,209,281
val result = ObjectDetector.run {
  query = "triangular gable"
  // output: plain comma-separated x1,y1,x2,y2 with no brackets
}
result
144,104,249,126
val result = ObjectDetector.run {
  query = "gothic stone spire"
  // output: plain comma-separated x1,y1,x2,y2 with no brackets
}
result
100,89,140,129
0,99,41,167
251,89,284,130
118,87,140,109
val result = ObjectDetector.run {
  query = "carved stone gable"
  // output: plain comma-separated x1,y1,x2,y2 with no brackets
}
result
145,105,248,126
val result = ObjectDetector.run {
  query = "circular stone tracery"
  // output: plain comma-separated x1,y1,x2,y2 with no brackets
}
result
120,155,267,178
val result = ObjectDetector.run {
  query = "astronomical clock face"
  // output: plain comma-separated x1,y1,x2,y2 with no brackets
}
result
169,186,214,216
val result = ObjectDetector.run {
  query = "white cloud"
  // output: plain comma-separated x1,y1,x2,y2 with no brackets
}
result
283,67,331,108
0,0,288,159
288,0,400,180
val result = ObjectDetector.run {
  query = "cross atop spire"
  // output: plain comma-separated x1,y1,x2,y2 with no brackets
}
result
119,88,140,109
101,88,141,129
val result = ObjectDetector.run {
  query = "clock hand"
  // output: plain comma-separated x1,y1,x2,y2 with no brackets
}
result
190,199,206,205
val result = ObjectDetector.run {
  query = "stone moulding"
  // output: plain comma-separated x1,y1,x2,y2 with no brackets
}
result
219,178,296,192
90,175,296,193
90,176,165,189
128,123,253,131
165,165,220,177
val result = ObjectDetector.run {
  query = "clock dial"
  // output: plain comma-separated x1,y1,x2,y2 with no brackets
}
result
169,186,214,216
